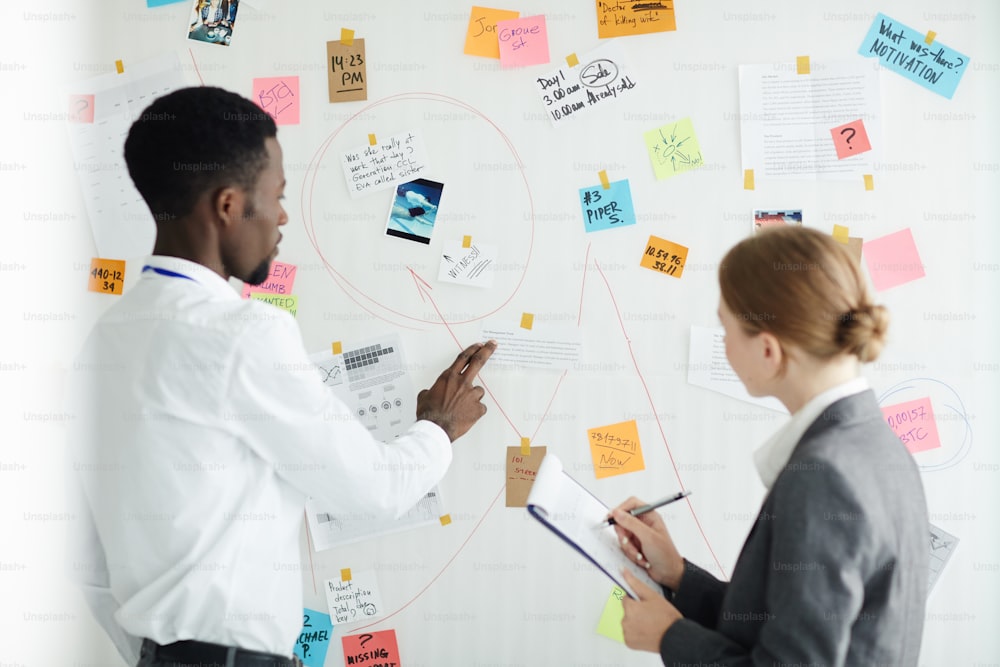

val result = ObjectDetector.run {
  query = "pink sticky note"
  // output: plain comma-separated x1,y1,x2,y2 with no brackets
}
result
69,94,95,123
830,119,872,159
863,228,925,291
882,397,942,454
497,15,549,68
241,261,297,298
252,76,299,125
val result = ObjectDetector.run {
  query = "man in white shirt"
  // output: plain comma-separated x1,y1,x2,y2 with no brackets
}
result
68,86,496,667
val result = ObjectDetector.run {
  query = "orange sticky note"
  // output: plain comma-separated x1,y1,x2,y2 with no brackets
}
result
864,174,874,191
463,6,520,59
520,312,534,330
639,235,688,279
368,133,377,146
87,258,125,295
340,568,351,581
115,59,124,74
566,53,579,67
520,437,531,456
439,514,452,526
832,225,850,244
882,397,942,454
588,420,645,479
597,0,676,38
506,445,547,507
340,28,354,46
743,169,755,190
598,170,610,189
462,235,472,248
332,341,342,355
796,56,810,74
925,30,937,45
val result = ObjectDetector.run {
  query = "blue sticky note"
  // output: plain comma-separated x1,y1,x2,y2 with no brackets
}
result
858,12,969,99
579,179,636,233
293,608,333,667
146,0,187,6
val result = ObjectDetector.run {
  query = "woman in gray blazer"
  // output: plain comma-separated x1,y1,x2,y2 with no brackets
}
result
610,226,928,666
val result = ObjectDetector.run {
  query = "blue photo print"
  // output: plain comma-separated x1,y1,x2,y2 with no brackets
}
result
385,178,444,245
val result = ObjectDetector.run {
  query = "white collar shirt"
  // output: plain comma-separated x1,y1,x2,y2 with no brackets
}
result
68,255,451,660
752,377,870,490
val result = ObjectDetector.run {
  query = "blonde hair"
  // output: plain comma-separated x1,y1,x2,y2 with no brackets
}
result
718,226,889,363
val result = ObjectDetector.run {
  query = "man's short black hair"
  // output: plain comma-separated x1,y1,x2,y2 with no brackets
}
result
124,86,277,223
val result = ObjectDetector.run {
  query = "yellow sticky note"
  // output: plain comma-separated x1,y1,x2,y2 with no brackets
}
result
368,133,377,146
925,30,937,45
566,53,579,67
598,170,610,190
250,293,297,317
439,514,452,526
832,225,850,244
340,568,352,581
640,235,688,279
332,341,342,355
340,28,354,46
520,313,534,330
864,174,874,191
520,437,531,456
643,117,704,180
595,586,626,644
597,0,675,38
463,6,520,59
462,235,472,248
796,55,810,75
115,59,124,74
743,169,755,190
88,258,125,295
588,419,645,479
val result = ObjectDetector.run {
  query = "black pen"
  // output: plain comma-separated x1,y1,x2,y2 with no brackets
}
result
600,490,692,527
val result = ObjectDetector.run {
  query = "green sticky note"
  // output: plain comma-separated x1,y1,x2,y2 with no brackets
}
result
596,586,626,643
251,292,298,317
643,117,704,180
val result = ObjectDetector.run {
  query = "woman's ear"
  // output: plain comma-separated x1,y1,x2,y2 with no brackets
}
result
757,331,785,379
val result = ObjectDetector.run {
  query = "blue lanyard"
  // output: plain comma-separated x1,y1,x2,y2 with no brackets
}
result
141,265,196,282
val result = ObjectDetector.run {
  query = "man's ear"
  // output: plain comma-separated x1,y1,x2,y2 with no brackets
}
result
212,186,245,230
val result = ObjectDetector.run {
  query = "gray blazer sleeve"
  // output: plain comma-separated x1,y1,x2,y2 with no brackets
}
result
666,559,728,629
659,463,873,666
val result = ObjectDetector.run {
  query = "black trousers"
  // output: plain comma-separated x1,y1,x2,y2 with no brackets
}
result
137,638,303,667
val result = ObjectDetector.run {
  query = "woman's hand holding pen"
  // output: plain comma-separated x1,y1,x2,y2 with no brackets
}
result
610,497,685,591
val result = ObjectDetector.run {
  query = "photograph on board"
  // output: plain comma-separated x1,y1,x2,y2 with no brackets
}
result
385,179,445,245
188,0,239,46
753,209,803,233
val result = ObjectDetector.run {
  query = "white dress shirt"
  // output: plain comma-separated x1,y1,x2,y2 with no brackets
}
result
68,256,452,661
752,377,870,490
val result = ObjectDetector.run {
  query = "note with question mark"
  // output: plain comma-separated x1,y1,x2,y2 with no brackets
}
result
341,629,401,667
830,119,872,160
68,94,95,123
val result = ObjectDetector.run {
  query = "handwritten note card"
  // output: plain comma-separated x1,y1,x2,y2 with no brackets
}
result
497,15,549,68
464,6,520,58
251,293,298,317
644,117,704,179
340,130,429,198
242,261,297,298
341,630,400,667
579,179,636,233
597,0,676,39
506,445,547,507
327,38,367,103
830,119,871,160
862,228,925,291
595,586,626,643
293,608,333,667
882,397,942,454
639,235,688,279
858,13,969,99
437,239,497,288
252,76,299,125
533,41,637,126
88,258,125,295
324,570,385,625
588,419,645,479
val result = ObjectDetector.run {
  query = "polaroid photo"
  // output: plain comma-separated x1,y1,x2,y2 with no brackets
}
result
385,178,444,245
753,209,803,234
188,0,239,46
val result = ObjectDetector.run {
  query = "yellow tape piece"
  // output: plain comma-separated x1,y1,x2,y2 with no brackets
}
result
368,133,377,146
598,170,610,190
520,313,534,330
462,235,472,248
566,53,579,67
439,514,452,526
925,30,937,45
796,55,810,75
340,568,351,581
521,437,531,456
832,224,850,244
863,174,874,191
332,341,342,355
743,169,755,190
115,59,124,74
341,28,355,46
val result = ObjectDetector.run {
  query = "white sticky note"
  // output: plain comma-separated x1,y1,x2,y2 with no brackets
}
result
437,239,497,288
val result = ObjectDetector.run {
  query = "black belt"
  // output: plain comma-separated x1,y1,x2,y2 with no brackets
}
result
141,638,302,667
